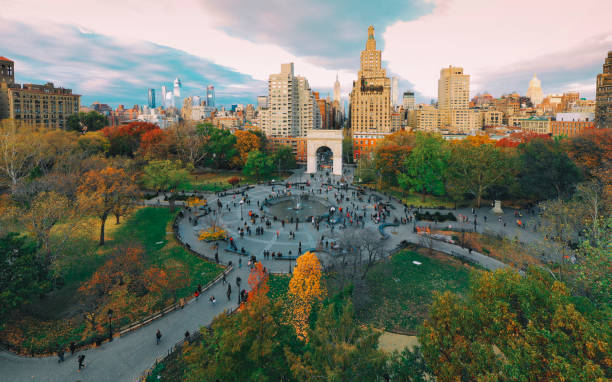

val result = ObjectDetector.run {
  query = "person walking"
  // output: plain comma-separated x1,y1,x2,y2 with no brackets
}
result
77,354,85,371
184,331,190,343
57,349,65,363
156,329,162,345
69,342,76,356
227,284,232,300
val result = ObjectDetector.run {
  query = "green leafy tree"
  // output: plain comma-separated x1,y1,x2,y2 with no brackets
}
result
272,145,296,173
400,132,449,200
518,138,583,200
386,347,430,382
288,301,388,381
447,141,517,207
419,268,611,381
0,233,49,324
197,123,238,168
142,160,190,210
342,136,354,164
66,111,108,132
243,150,274,180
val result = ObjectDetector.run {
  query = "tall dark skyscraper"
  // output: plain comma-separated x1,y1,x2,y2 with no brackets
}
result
148,88,156,108
206,85,215,107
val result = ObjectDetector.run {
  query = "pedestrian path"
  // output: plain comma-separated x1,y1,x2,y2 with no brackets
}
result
0,169,542,382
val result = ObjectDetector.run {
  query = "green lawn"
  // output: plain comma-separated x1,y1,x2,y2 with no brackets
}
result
357,250,473,334
2,207,223,355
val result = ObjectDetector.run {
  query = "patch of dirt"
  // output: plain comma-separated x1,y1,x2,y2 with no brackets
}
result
378,330,419,353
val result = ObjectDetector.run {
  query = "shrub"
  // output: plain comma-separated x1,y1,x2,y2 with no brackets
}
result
228,176,240,186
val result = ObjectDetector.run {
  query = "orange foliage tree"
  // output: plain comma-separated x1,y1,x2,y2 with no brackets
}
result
567,128,612,180
79,246,144,296
77,167,138,245
373,130,415,186
232,130,261,168
287,252,326,340
102,121,159,157
495,131,550,148
139,128,173,159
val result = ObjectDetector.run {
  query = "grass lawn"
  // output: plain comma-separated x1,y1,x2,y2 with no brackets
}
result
178,172,236,193
356,249,474,334
1,207,223,355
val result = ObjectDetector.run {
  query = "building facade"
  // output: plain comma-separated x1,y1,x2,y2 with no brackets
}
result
402,91,415,110
350,25,392,159
596,51,612,129
147,88,156,108
526,74,544,106
438,66,470,131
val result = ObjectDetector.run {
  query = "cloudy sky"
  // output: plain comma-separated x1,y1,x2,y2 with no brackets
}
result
1,0,610,107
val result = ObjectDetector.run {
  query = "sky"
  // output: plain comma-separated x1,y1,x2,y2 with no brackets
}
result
1,0,611,108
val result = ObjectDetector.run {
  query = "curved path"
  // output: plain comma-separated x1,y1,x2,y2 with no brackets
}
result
0,168,544,382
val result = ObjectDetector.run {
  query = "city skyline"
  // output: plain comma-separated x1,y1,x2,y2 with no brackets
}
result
1,0,611,107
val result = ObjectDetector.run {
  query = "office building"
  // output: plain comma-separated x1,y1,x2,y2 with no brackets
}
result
256,95,267,109
333,74,341,103
596,51,612,129
161,86,168,108
438,66,470,131
402,91,415,110
391,76,399,106
147,88,156,109
350,26,392,159
206,85,215,108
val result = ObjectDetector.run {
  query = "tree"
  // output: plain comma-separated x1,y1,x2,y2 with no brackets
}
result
77,131,110,156
243,150,274,180
102,122,159,157
0,233,49,323
233,130,261,168
386,347,430,382
66,111,108,132
77,167,138,245
183,266,295,382
574,217,612,307
138,128,173,160
197,123,237,168
79,245,144,296
566,128,612,180
142,160,190,210
289,301,388,381
518,138,583,200
21,191,71,266
419,268,611,381
342,136,354,164
447,140,517,207
400,132,448,199
272,145,297,173
173,123,208,167
0,121,42,189
287,252,326,340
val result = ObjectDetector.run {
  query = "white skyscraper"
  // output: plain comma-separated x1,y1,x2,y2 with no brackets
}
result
391,76,399,106
161,85,168,108
260,63,320,137
333,74,341,103
173,78,181,97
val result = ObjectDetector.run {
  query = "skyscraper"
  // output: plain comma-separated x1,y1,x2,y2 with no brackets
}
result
206,85,215,108
161,85,167,108
259,63,320,137
596,51,612,129
402,91,415,110
333,74,341,103
257,95,267,109
350,25,392,159
173,78,181,97
526,74,544,106
391,76,399,106
438,66,470,130
147,88,156,109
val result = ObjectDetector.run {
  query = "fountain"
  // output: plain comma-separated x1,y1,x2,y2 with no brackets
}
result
265,194,330,221
294,193,302,210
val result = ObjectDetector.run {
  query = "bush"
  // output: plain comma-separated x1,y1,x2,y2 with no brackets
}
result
228,176,240,186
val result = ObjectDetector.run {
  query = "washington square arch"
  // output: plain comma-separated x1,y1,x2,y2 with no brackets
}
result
306,129,343,175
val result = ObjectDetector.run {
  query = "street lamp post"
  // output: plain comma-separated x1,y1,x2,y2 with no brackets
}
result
107,309,113,341
240,199,244,220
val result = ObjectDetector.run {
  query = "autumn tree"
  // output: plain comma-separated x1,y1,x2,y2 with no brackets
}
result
138,128,173,160
233,130,261,168
0,121,42,189
287,252,326,340
288,301,388,381
419,267,611,381
79,245,144,296
183,265,296,382
446,139,517,207
77,167,138,245
399,132,449,199
173,123,208,167
102,121,159,157
566,128,612,180
77,131,110,156
20,191,71,266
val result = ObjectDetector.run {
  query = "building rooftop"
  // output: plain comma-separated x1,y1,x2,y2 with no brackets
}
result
0,56,13,62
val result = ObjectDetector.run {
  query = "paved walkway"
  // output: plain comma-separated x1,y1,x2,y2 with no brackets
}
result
0,168,544,382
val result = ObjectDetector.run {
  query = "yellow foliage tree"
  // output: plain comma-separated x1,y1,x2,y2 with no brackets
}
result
232,130,261,168
287,252,326,340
